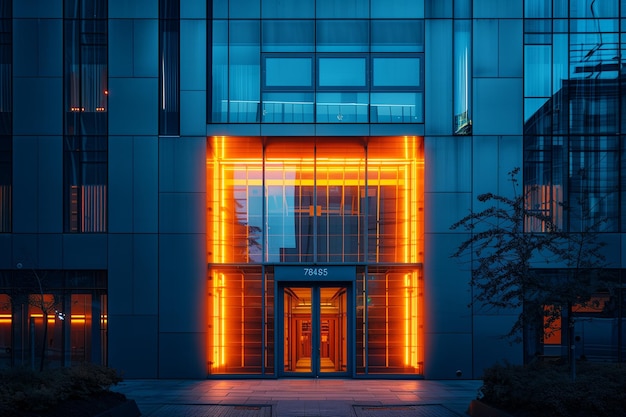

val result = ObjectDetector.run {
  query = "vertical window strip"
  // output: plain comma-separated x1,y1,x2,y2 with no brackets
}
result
63,0,108,233
0,2,11,233
159,0,180,136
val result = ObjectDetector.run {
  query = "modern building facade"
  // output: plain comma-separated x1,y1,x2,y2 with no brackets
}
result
0,0,624,379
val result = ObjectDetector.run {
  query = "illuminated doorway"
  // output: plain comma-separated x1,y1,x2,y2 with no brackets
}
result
280,284,349,376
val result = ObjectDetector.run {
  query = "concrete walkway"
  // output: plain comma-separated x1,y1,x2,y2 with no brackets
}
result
112,378,483,417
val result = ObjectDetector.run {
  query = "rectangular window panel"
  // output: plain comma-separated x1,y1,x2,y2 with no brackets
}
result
264,57,312,88
159,0,180,136
211,20,228,123
229,20,260,123
208,267,265,374
366,267,423,374
370,92,423,123
0,139,10,233
64,136,107,233
262,0,313,18
316,0,368,18
262,20,314,52
65,0,107,18
316,20,368,53
372,58,420,87
316,92,368,123
371,0,423,18
262,92,314,123
64,16,108,136
318,58,366,87
371,20,424,53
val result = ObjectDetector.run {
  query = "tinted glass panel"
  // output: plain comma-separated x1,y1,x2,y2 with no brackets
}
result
318,58,366,87
371,0,423,18
265,58,312,88
373,58,420,87
315,0,368,18
371,20,424,52
262,20,314,52
262,0,313,18
316,20,368,52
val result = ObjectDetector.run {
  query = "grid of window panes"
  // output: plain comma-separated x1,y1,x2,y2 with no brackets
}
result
63,0,108,232
523,0,625,232
0,1,11,233
0,270,107,369
209,0,424,123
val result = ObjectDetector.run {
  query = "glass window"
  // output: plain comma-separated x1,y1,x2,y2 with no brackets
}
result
64,18,108,136
524,45,552,97
371,20,424,52
570,0,618,18
229,20,260,123
262,20,314,52
318,57,366,87
159,0,180,136
370,92,423,123
64,136,107,233
525,0,552,18
316,20,368,52
366,267,423,374
316,92,368,123
454,20,472,135
371,0,423,18
211,20,228,123
262,0,313,18
208,266,265,374
229,0,260,18
0,139,10,233
0,271,107,369
372,57,420,88
65,0,107,19
315,0,368,18
0,9,10,135
264,57,313,88
262,92,314,123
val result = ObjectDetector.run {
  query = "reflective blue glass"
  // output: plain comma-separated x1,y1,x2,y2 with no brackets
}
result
262,20,314,52
316,0,368,18
525,0,551,18
316,92,368,123
570,0,618,18
524,45,551,97
371,20,424,52
265,57,312,87
211,20,228,122
318,58,366,87
262,92,314,123
229,20,260,123
262,0,313,18
371,0,423,18
316,20,368,52
229,0,260,18
570,18,619,32
453,0,471,18
372,58,420,87
370,92,423,123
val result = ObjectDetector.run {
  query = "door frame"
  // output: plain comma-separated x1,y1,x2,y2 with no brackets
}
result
277,281,354,377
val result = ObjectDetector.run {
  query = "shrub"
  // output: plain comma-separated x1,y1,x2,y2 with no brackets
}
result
479,361,626,417
0,363,123,415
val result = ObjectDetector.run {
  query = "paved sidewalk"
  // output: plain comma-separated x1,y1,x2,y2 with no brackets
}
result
112,378,482,417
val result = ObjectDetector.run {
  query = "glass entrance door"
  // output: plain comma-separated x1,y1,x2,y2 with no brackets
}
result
281,285,348,376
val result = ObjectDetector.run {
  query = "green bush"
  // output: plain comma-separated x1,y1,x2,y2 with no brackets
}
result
479,361,626,417
0,363,123,415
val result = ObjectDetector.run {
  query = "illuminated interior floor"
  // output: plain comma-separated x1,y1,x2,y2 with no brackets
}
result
294,358,336,372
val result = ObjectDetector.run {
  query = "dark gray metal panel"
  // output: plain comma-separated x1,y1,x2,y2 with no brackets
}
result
158,332,207,378
62,234,108,269
158,233,206,333
108,234,134,316
13,78,63,135
108,78,158,136
37,136,62,233
108,136,134,233
108,314,158,378
133,136,159,233
158,137,206,193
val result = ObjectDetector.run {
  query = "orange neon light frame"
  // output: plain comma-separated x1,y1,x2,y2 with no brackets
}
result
207,136,424,373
